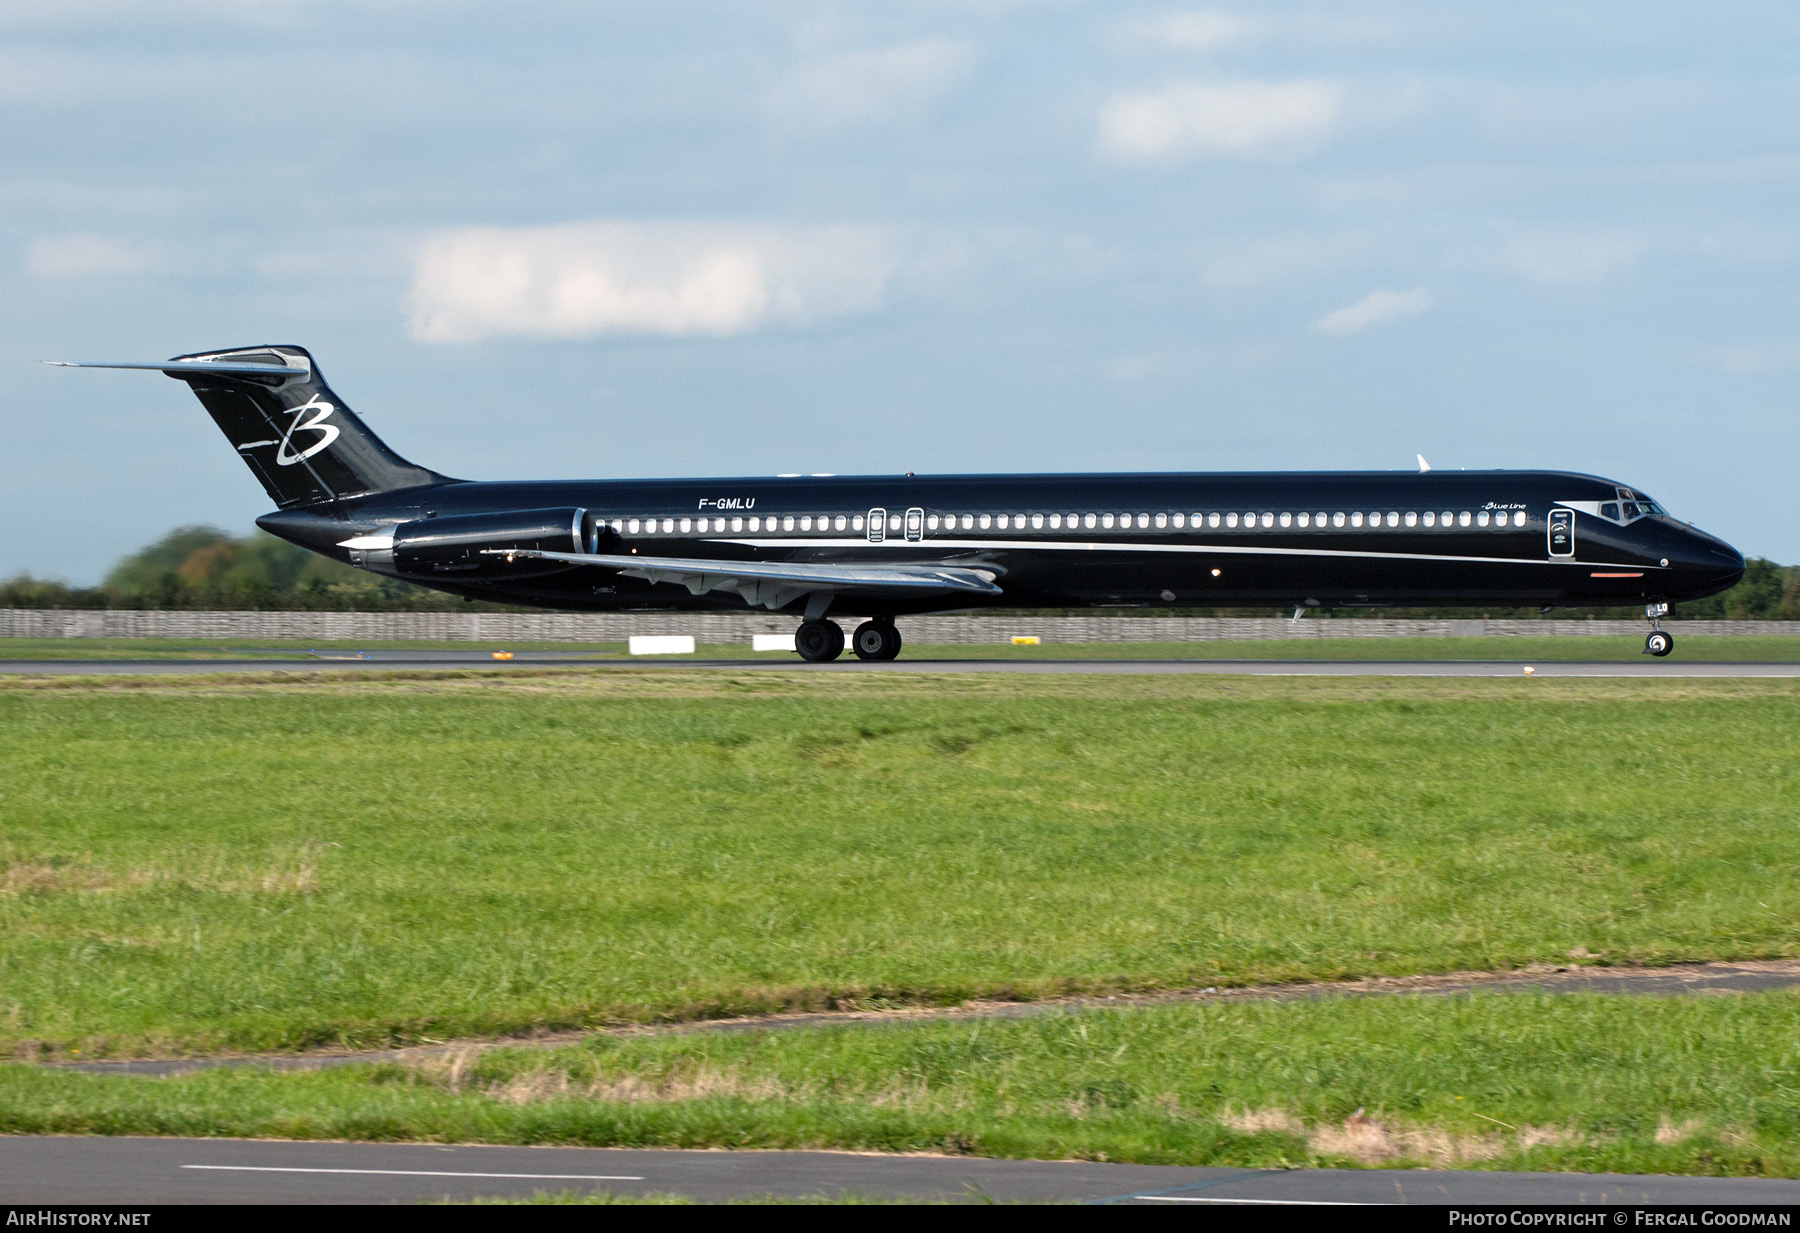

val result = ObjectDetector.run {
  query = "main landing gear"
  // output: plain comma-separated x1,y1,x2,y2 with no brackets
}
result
795,619,846,663
1644,602,1674,657
793,618,903,663
851,619,902,662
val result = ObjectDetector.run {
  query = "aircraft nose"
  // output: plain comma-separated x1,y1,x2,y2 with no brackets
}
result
1669,527,1744,597
1712,541,1747,589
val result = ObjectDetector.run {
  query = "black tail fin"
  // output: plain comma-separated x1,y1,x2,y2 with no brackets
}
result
55,344,453,508
169,344,453,508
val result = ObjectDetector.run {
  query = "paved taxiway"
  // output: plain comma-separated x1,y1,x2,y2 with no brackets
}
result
4,1137,1799,1205
3,652,1798,677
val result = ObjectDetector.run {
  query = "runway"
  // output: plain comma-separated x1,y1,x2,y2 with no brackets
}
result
3,1136,1797,1205
3,652,1799,678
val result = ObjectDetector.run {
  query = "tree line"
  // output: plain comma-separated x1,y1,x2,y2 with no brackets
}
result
0,527,513,612
3,526,1798,619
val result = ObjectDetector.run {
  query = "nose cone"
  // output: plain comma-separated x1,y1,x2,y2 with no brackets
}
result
1716,541,1747,586
1667,526,1745,601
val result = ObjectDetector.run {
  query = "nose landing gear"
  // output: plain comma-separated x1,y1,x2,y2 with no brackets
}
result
1643,603,1674,657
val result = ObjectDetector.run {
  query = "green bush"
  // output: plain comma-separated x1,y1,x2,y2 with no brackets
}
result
3,527,519,611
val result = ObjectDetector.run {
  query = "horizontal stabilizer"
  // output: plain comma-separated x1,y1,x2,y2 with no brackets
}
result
48,344,448,508
484,548,1002,611
43,358,309,379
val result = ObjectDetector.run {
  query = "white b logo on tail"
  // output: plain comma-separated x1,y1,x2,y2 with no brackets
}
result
275,396,340,466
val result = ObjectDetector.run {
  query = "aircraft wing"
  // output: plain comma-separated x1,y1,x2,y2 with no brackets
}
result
484,548,1002,610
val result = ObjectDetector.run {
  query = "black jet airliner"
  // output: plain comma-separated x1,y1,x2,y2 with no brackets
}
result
55,344,1745,661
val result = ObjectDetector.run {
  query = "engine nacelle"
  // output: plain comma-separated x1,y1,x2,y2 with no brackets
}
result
352,507,599,579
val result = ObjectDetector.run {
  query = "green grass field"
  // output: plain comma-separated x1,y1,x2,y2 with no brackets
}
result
3,671,1798,1062
7,991,1797,1176
2,634,1798,661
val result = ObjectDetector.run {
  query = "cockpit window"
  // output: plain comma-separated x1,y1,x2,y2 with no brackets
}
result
1591,486,1670,525
1608,489,1669,525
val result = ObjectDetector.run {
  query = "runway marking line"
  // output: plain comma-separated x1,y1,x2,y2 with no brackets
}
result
181,1165,644,1181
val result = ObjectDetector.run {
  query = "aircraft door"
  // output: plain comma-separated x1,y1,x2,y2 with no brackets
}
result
1547,509,1574,558
867,507,886,543
905,507,924,541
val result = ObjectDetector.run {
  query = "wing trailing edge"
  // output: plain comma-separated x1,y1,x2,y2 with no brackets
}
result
485,548,1002,611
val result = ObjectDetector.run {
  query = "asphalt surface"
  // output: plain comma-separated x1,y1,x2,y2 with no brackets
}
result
4,652,1799,677
3,1137,1799,1205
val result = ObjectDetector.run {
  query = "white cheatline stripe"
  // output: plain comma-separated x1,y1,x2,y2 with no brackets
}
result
181,1165,644,1181
721,537,1659,571
1137,1195,1372,1205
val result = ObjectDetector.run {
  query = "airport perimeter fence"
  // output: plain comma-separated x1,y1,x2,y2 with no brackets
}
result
3,609,1796,643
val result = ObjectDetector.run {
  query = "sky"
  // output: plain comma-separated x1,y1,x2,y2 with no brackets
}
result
2,0,1796,582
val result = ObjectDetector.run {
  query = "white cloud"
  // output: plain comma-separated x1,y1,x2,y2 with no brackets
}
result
770,41,972,131
1492,232,1645,285
1314,286,1433,335
1131,12,1250,51
25,234,166,278
1122,11,1404,54
1099,80,1340,162
409,222,898,344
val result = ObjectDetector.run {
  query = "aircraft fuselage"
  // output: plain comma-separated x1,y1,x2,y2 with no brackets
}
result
260,468,1745,617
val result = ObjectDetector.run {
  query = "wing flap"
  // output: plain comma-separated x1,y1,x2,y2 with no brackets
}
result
484,548,1002,605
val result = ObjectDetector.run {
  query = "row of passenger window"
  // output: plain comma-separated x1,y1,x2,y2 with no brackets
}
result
613,514,856,534
928,509,1528,531
611,509,1530,535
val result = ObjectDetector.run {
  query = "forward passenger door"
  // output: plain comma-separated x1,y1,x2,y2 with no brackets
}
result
1547,509,1574,558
